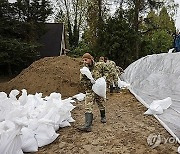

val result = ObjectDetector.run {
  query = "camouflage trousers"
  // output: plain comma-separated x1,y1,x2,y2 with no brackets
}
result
85,90,105,113
107,72,118,88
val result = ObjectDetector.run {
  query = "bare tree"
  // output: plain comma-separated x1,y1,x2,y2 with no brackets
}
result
54,0,89,48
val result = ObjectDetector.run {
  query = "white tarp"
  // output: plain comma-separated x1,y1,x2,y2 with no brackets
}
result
122,52,180,143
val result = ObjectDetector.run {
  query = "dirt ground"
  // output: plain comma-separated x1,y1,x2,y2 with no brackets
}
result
0,56,179,153
34,90,178,154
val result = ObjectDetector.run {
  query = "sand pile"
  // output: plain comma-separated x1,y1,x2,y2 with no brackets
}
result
0,56,82,97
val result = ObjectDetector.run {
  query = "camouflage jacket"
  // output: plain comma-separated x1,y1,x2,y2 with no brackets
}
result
105,60,117,74
116,66,124,77
80,61,109,91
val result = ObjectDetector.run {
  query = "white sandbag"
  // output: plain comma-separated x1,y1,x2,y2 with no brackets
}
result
35,92,43,98
0,99,14,122
36,99,62,121
168,48,174,53
9,89,20,101
45,92,61,101
35,122,59,147
57,113,73,127
50,92,61,99
118,77,130,88
34,93,45,106
5,107,27,121
144,97,172,115
57,111,75,127
61,97,72,103
80,66,94,80
61,99,76,111
0,121,23,154
157,97,172,110
72,93,86,101
21,127,38,152
0,92,8,100
28,94,43,108
35,98,74,129
13,117,28,127
59,120,71,127
92,77,106,98
18,89,28,106
70,100,76,103
28,119,39,131
144,104,163,115
24,95,43,119
38,107,60,129
67,116,75,123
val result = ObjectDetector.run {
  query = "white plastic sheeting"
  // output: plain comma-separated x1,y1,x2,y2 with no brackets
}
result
122,52,180,143
0,89,75,153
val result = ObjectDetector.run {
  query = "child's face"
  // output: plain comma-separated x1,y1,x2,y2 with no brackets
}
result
83,58,92,65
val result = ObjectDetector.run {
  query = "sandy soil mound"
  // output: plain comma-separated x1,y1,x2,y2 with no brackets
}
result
0,55,82,97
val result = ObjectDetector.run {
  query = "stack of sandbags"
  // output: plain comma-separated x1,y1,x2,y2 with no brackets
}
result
0,89,75,153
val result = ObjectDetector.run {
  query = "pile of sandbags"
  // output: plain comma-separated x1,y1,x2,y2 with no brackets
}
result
0,89,75,153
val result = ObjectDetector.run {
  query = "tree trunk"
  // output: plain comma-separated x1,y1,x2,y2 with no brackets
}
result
134,0,140,59
73,0,79,47
97,0,104,53
64,0,73,48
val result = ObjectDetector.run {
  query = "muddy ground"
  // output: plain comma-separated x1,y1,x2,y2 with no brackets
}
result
36,90,178,154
